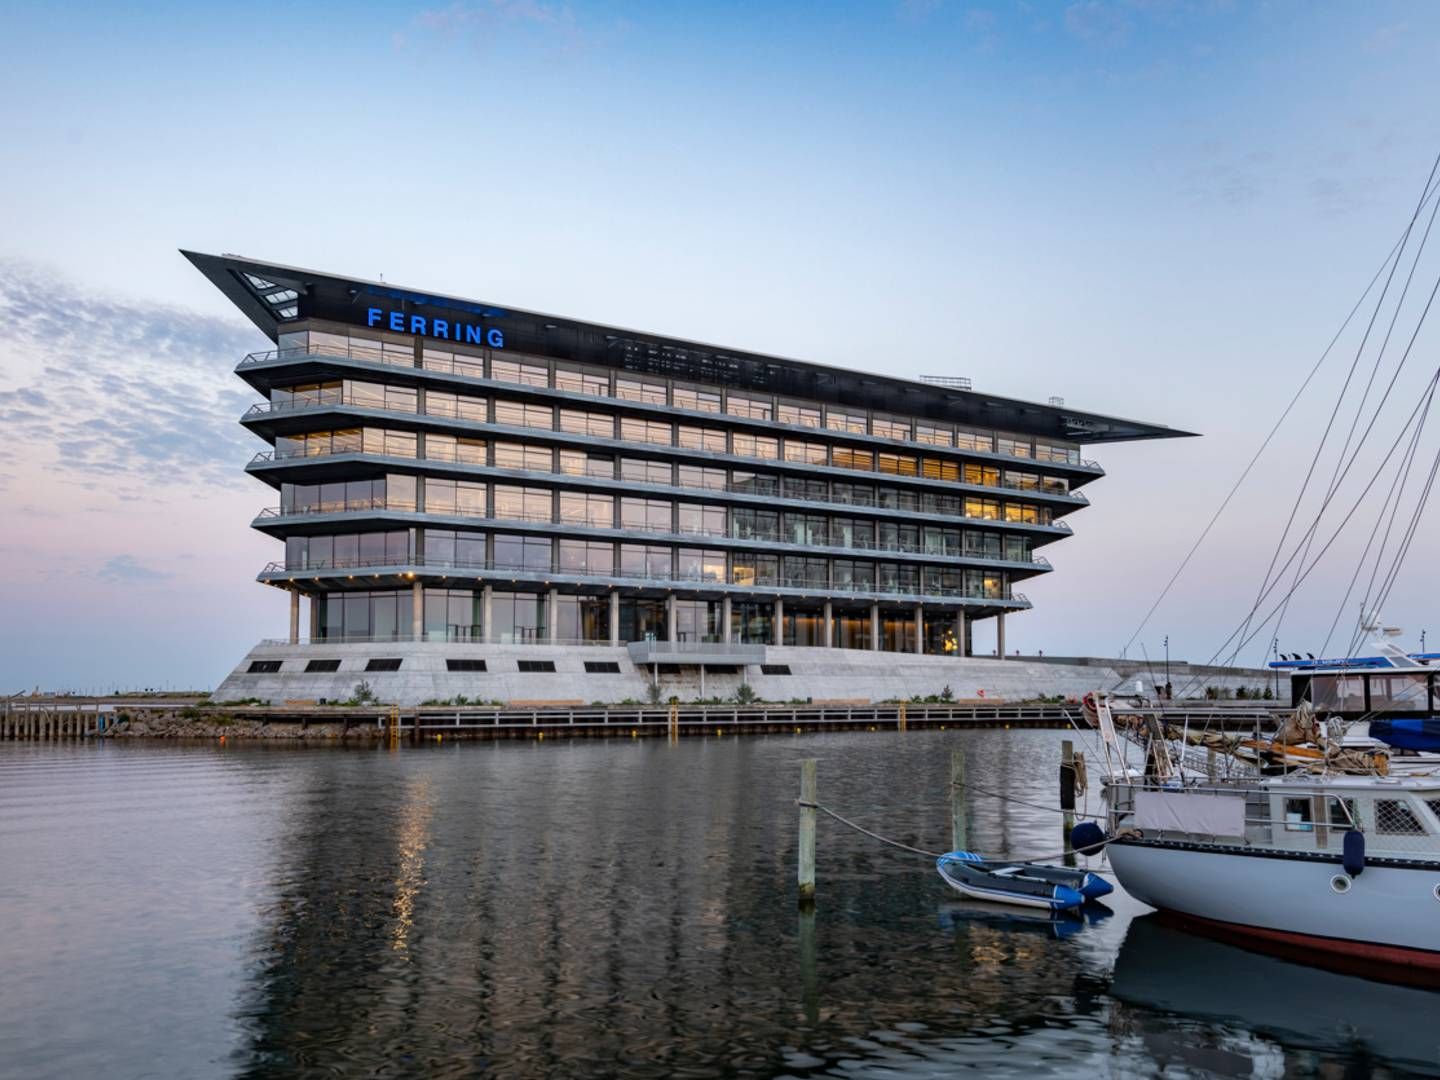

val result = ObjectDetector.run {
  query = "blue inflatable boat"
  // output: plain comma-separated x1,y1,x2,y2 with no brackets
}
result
936,851,1113,911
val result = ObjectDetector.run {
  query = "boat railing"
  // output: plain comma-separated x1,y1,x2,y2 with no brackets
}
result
1105,777,1440,862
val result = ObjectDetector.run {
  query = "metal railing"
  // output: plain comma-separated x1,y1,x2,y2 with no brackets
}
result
238,342,1102,474
252,504,1052,568
258,556,1028,605
245,451,1074,534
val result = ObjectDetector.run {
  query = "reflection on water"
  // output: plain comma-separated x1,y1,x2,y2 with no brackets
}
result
1,730,1436,1079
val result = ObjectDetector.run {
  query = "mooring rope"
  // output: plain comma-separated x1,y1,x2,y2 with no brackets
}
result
796,799,1115,867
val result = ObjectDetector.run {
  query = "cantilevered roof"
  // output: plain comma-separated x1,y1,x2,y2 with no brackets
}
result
184,250,1196,445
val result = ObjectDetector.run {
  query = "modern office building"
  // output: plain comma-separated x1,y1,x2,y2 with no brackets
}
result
189,252,1192,704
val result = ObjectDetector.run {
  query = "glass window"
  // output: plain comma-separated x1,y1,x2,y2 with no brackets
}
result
676,464,725,490
620,417,672,446
678,503,727,537
558,449,613,478
877,452,917,476
558,409,614,437
731,470,777,496
832,446,874,472
916,422,952,447
621,458,672,485
956,427,995,453
559,491,614,527
492,535,552,572
673,385,721,413
619,544,672,579
965,497,1001,521
558,539,614,575
495,399,553,429
425,529,457,566
733,433,779,460
784,440,828,465
493,442,551,472
493,485,552,522
732,507,779,541
424,391,487,421
615,377,667,405
491,357,548,387
490,590,547,643
620,498,672,532
997,435,1033,459
1004,502,1039,524
832,481,875,507
922,458,959,482
1005,470,1040,491
731,553,778,587
777,402,822,428
725,392,773,421
676,548,727,583
826,409,867,434
1035,440,1080,464
677,425,727,452
555,365,609,396
871,416,910,441
964,463,1000,487
426,432,487,465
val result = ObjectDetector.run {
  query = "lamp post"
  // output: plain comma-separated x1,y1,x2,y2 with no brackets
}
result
1271,638,1280,701
1163,635,1171,701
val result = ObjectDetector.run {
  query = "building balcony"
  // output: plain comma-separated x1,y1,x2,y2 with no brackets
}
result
252,503,1055,574
235,344,1106,480
257,556,1031,610
240,403,1094,509
245,450,1077,538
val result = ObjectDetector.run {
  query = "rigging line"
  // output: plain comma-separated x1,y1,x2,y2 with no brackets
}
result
1223,262,1440,670
1360,435,1440,641
1339,393,1437,656
1117,173,1440,659
1276,171,1440,652
1171,364,1440,698
1236,156,1440,658
1321,389,1434,656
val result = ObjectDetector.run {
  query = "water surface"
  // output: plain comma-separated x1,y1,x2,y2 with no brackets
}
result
1,730,1434,1078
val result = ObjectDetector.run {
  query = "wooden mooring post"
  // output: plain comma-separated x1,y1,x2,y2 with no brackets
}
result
798,758,817,906
1060,739,1076,859
950,748,967,853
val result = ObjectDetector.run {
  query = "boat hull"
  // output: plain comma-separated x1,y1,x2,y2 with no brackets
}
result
1108,841,1440,975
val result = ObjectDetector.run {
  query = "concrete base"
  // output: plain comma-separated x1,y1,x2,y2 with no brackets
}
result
214,641,1275,707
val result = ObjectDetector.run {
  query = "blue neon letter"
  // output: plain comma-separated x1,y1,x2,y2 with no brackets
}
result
367,307,382,328
433,319,449,339
487,328,505,349
389,312,404,332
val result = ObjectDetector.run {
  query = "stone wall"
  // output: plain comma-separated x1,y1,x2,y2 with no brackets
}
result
214,640,1273,707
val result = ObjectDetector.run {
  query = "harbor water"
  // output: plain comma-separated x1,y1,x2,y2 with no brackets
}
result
1,729,1435,1078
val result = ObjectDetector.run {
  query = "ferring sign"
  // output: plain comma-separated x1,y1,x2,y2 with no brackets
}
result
366,306,505,349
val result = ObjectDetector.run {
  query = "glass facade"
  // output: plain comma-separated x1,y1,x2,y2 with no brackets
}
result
219,267,1174,657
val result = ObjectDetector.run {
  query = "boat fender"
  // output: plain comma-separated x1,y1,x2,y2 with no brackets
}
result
1342,830,1365,877
1071,821,1107,855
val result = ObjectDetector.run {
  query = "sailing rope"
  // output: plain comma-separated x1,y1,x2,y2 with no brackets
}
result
796,800,1114,867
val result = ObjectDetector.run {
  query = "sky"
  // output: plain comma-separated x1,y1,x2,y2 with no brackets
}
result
3,0,1440,691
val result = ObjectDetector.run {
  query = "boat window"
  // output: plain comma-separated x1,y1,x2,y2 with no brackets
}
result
1375,799,1426,835
1329,798,1358,830
1282,797,1313,832
1368,673,1429,712
1426,799,1440,824
1310,674,1365,712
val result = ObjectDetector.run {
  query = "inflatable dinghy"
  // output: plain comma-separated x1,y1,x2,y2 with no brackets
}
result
935,851,1113,911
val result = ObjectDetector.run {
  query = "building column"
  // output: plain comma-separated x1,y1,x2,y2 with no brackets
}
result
955,611,967,657
609,590,621,646
870,603,881,652
914,603,924,654
289,589,300,645
412,580,423,642
823,601,834,648
773,597,784,646
666,593,677,643
721,595,732,644
996,611,1007,657
482,585,493,644
547,588,559,645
